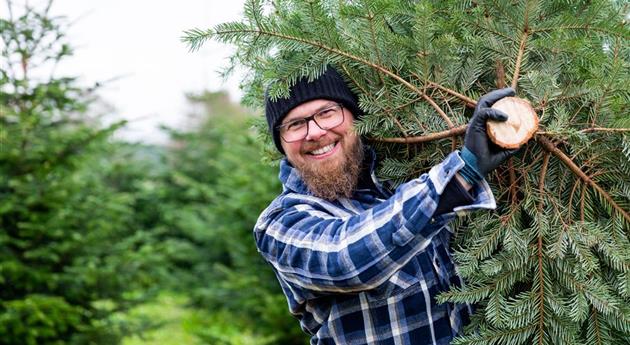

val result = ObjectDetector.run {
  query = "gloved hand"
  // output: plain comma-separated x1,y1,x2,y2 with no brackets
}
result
458,87,520,185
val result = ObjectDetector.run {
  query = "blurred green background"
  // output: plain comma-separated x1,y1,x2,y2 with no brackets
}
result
0,3,306,345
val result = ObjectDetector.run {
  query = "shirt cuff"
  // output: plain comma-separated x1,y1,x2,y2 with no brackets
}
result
430,151,497,220
433,178,475,216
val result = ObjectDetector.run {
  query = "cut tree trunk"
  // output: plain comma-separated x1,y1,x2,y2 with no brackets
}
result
487,97,539,149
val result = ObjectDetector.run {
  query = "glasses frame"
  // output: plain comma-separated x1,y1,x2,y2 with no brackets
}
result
277,103,345,143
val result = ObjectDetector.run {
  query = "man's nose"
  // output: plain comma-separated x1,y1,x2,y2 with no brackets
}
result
305,119,327,141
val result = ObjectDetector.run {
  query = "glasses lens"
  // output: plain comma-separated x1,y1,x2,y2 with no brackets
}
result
314,105,344,129
281,120,307,142
280,104,344,142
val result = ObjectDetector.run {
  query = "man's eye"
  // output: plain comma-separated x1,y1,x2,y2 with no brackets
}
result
286,120,306,131
318,109,335,119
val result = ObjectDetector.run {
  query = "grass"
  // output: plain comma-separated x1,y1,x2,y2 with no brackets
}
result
120,292,278,345
122,293,201,345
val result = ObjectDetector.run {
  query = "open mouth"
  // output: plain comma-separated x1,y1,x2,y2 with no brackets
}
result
307,141,338,157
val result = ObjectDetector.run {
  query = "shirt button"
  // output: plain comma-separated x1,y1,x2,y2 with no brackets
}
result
430,218,436,224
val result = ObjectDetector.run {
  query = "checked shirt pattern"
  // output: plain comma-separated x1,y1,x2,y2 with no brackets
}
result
254,151,496,345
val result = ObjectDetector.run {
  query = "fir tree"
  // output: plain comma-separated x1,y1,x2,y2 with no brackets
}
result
185,0,629,344
148,91,305,344
1,2,166,343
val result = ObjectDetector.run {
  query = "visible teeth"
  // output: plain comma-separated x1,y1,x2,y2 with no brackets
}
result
311,143,335,155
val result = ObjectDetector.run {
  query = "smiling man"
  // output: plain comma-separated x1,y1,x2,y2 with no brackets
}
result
255,66,519,345
277,98,364,201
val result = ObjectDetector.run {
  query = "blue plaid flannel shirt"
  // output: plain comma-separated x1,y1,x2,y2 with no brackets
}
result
254,150,496,345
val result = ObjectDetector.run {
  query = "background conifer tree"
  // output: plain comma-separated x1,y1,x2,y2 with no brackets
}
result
145,91,305,344
0,3,167,343
185,0,630,344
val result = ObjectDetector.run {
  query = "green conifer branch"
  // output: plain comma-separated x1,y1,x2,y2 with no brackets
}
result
188,26,460,128
451,324,536,345
422,79,476,108
557,269,624,319
538,127,630,135
580,184,587,222
421,93,455,128
537,136,630,224
538,153,551,213
421,93,457,149
469,224,505,262
535,153,551,345
507,158,518,206
439,261,530,304
510,0,533,91
511,31,529,90
567,179,582,230
369,125,466,143
589,37,622,127
530,25,629,39
340,64,369,95
307,1,336,50
365,12,410,137
590,307,603,345
460,18,519,45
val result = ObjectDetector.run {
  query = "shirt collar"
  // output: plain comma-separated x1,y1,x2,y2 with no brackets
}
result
278,159,310,195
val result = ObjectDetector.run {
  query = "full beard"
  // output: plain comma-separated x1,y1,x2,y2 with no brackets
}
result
294,136,364,201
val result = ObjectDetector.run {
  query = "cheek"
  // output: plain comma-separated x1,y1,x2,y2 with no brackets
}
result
338,123,357,142
340,117,355,134
283,142,304,161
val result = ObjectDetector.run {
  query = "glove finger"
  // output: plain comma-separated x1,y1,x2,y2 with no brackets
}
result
475,108,508,123
486,108,509,122
477,87,515,108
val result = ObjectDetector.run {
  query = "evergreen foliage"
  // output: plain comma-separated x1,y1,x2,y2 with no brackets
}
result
0,3,166,344
184,1,630,344
146,91,306,344
1,2,307,344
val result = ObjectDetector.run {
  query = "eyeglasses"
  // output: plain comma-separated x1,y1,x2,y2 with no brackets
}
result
277,103,345,142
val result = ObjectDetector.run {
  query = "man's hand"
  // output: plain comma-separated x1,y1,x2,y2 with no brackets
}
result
458,88,520,185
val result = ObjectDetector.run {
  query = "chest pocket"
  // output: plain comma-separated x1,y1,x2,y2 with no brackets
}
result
362,226,451,304
362,257,425,303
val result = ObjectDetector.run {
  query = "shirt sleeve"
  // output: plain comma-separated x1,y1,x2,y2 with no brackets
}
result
254,151,495,294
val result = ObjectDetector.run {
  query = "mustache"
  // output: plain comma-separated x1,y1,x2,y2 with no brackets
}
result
301,138,339,152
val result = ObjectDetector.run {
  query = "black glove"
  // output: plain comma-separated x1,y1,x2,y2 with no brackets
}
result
459,88,520,184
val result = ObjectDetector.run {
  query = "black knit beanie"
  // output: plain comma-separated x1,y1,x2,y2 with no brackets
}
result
265,67,362,154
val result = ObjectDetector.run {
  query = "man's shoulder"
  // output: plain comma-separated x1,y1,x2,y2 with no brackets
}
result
255,193,286,231
254,190,352,233
254,191,310,232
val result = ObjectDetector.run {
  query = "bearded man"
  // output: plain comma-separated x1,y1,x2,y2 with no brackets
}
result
254,66,518,345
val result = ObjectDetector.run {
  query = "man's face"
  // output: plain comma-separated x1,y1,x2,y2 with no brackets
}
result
280,99,363,200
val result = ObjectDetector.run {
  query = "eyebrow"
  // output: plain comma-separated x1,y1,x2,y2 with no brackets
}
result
283,102,338,124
